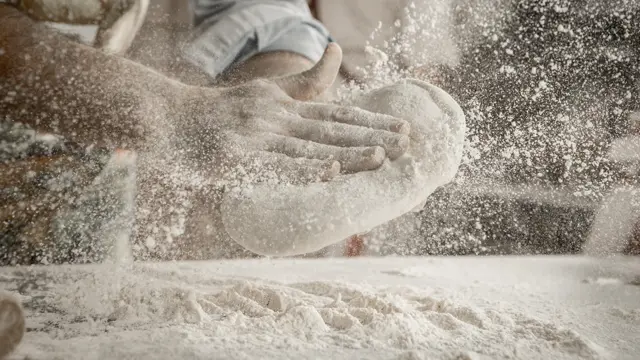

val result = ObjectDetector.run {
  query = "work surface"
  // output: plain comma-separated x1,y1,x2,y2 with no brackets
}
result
2,256,639,360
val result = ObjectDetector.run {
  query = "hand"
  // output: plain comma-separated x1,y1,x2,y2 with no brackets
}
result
171,43,411,186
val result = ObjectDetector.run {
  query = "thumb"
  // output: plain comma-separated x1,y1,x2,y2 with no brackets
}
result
274,42,343,101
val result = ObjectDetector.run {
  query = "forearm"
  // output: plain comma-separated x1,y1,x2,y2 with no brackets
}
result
12,0,110,24
0,4,181,150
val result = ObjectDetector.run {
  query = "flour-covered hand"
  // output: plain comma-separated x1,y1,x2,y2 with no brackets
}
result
174,43,411,185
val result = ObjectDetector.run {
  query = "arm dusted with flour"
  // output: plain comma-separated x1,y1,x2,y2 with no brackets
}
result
0,3,410,181
10,0,149,53
0,0,413,264
0,4,180,151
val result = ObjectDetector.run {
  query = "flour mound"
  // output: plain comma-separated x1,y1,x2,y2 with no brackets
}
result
221,79,466,256
6,262,612,360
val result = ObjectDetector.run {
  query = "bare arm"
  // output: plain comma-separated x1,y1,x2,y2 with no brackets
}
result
0,4,185,151
217,51,314,86
1,3,410,176
13,0,114,24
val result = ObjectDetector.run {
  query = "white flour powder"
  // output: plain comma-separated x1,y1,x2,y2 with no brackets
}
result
2,256,638,360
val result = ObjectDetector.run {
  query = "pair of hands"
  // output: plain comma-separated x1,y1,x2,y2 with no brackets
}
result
172,43,411,186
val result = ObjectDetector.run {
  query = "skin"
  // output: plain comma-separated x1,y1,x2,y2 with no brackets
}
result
12,0,149,54
0,4,404,353
0,4,410,175
0,4,411,261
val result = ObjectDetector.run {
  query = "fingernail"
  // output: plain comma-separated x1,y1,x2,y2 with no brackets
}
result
390,121,411,135
362,146,385,163
320,160,340,181
387,135,410,160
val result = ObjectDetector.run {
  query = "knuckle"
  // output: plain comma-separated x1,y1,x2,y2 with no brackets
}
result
276,98,297,110
251,78,275,90
253,78,272,86
331,106,353,119
388,114,406,123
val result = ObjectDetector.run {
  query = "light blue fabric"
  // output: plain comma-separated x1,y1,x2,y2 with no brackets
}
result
184,0,331,78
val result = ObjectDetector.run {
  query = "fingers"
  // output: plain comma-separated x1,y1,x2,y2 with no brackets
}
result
229,150,340,184
270,116,410,160
296,103,411,135
252,133,386,173
274,42,343,101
